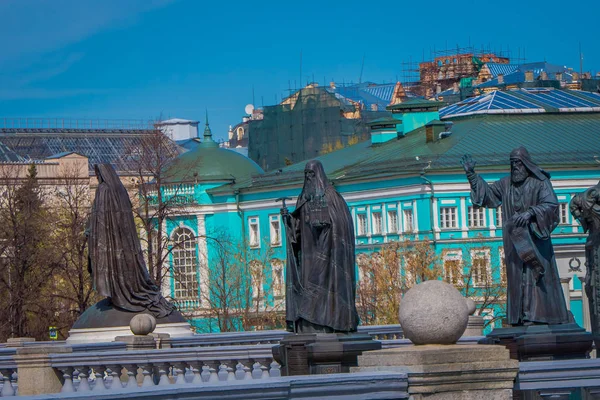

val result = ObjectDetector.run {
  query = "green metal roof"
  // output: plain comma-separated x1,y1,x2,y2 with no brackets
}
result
368,117,402,126
213,111,600,194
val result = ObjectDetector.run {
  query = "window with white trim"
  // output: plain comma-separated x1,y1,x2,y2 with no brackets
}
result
249,217,260,248
443,250,463,286
403,209,414,232
559,203,569,225
269,215,281,246
468,206,486,228
372,212,383,235
387,210,398,233
357,214,367,236
470,249,491,287
250,261,263,299
499,247,507,286
171,227,199,299
495,206,502,227
272,259,284,298
440,207,458,229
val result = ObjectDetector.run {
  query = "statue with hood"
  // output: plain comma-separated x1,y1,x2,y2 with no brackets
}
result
281,160,359,333
461,147,570,326
88,163,174,318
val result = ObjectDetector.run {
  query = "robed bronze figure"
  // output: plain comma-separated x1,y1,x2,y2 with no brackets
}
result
570,182,600,337
461,147,569,325
281,160,359,333
88,164,174,318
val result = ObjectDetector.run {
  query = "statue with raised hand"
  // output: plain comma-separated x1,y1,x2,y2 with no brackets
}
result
461,148,569,326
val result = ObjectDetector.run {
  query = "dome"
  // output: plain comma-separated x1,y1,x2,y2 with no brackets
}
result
165,116,263,183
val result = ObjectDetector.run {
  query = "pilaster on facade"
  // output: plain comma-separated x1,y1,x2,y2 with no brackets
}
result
432,197,440,240
460,197,468,238
197,214,210,308
412,199,419,240
160,220,170,299
579,276,591,331
488,208,496,237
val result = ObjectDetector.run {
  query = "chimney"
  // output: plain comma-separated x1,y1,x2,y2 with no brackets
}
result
525,71,534,82
498,74,504,85
540,71,548,80
555,72,563,81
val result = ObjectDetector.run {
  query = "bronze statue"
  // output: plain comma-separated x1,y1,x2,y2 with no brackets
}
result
281,160,358,333
461,147,569,325
570,182,600,337
88,164,174,318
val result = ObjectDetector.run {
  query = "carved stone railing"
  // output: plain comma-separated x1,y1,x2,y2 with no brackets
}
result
15,372,410,400
49,344,278,394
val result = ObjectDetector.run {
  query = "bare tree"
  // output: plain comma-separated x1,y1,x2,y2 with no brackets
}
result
0,164,61,340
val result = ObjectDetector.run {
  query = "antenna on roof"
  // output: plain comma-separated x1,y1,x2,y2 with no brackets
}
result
359,53,365,84
579,42,584,76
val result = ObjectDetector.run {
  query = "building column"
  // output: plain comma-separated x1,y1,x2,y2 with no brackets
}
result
579,276,591,331
460,197,468,238
197,214,210,308
412,200,419,240
560,277,572,310
432,197,440,241
488,208,496,237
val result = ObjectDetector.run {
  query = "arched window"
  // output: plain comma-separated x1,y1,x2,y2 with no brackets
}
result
171,227,199,299
271,259,284,298
237,127,244,141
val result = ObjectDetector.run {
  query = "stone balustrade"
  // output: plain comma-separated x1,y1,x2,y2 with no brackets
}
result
15,372,410,400
50,344,278,394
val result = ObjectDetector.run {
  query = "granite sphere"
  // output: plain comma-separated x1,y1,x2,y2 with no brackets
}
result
130,314,157,336
399,280,469,345
465,298,477,315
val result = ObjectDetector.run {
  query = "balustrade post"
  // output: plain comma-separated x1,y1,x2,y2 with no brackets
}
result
106,365,123,390
123,364,138,389
155,363,171,386
92,366,107,391
58,367,75,393
14,345,72,395
189,362,203,384
174,362,188,384
0,369,16,396
139,364,155,387
75,367,91,392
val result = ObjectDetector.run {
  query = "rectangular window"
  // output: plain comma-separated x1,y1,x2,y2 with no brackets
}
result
372,212,382,234
468,206,486,228
471,249,491,287
387,210,398,233
269,215,281,246
559,203,569,225
496,206,502,227
443,251,463,286
403,209,414,232
272,260,284,298
499,248,507,286
357,214,367,236
249,217,260,248
440,207,458,229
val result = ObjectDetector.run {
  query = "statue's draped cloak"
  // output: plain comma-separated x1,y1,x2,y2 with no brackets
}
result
284,161,359,332
468,172,569,325
88,164,173,318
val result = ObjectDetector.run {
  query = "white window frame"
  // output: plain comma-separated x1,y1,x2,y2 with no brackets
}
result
499,247,507,286
171,227,199,299
496,206,502,227
249,217,260,248
559,203,569,225
271,259,284,298
372,211,383,235
357,214,367,236
403,209,414,233
470,248,491,287
387,210,399,234
440,207,458,229
468,206,486,228
443,250,463,286
249,261,264,301
269,214,282,246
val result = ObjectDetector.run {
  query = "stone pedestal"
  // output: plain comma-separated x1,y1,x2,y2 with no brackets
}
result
354,344,519,400
481,323,593,361
114,335,157,350
14,346,72,396
272,333,381,376
464,315,485,336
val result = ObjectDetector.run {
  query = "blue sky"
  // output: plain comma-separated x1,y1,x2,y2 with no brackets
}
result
0,0,597,141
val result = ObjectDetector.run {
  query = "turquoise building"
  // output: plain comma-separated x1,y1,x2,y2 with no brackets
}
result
161,88,600,333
